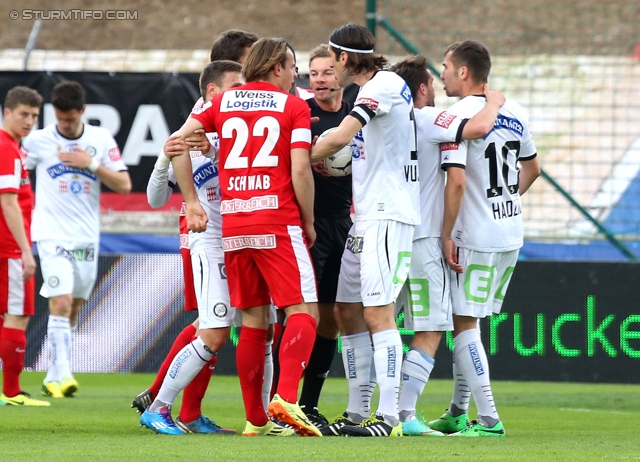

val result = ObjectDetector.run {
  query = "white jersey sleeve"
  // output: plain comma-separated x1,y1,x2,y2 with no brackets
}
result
440,97,537,252
146,151,174,209
24,137,39,170
98,134,127,173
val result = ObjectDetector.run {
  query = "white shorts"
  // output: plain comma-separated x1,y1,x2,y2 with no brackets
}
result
336,220,414,307
191,246,236,329
397,237,452,332
37,240,98,300
450,248,519,318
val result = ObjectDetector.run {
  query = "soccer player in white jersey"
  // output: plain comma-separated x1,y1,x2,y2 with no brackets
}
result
310,24,417,437
23,81,131,399
139,61,244,435
428,41,540,437
390,55,505,436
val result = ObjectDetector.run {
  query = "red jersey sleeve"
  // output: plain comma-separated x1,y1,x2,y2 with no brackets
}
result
288,97,312,151
0,142,20,195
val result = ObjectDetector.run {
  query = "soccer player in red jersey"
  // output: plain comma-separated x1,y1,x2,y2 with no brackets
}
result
168,38,320,437
0,86,48,406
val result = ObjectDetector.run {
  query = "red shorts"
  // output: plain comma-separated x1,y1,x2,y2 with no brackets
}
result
222,224,317,310
180,211,198,311
0,258,35,316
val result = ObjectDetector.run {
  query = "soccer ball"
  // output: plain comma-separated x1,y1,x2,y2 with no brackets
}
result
318,127,354,177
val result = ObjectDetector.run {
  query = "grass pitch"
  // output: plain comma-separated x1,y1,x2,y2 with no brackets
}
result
1,372,639,461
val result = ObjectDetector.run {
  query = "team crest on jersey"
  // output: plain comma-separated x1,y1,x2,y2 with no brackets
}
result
435,111,457,129
86,146,97,157
70,181,82,194
355,97,379,112
48,276,59,288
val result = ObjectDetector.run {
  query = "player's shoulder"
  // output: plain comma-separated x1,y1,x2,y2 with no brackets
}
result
415,106,443,124
363,70,404,92
26,123,54,140
82,123,114,139
500,99,527,119
448,95,485,114
22,124,53,150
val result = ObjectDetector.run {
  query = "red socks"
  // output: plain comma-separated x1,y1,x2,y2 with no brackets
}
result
237,326,268,426
149,323,197,397
179,355,217,423
0,326,26,397
276,313,317,403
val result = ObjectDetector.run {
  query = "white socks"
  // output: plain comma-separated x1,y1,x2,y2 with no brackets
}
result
341,332,374,420
45,315,72,382
262,340,274,411
371,329,402,424
398,347,435,422
449,354,471,416
152,336,214,412
453,328,499,424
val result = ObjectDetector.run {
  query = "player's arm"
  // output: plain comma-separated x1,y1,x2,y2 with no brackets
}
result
518,156,541,195
57,147,132,194
168,118,208,232
94,167,131,195
291,147,316,247
442,166,465,274
0,192,36,279
310,115,362,162
146,150,174,208
460,85,506,140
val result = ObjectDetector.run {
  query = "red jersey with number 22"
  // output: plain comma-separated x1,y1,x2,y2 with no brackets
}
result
190,81,311,231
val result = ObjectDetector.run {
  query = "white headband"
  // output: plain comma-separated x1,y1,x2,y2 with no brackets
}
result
329,41,374,54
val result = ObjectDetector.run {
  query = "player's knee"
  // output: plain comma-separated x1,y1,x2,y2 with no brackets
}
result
199,328,228,352
49,296,73,317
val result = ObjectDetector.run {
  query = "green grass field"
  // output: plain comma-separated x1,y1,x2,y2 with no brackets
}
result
1,372,639,461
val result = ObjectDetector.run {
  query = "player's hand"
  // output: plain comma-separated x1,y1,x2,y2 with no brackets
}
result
311,160,331,177
186,201,208,232
484,84,506,108
21,249,36,280
442,237,463,273
310,116,320,124
311,135,319,146
302,220,316,248
164,134,187,159
58,147,93,169
185,129,212,153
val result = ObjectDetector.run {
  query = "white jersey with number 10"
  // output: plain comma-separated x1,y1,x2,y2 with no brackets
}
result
440,96,537,252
